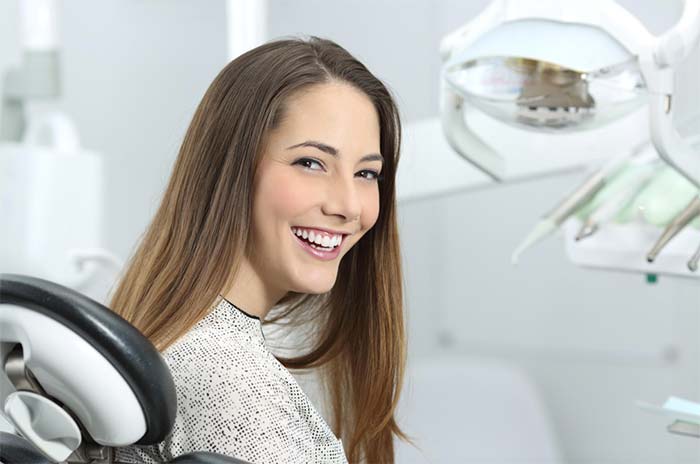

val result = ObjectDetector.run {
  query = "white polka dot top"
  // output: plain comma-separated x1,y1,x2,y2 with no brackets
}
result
114,296,348,464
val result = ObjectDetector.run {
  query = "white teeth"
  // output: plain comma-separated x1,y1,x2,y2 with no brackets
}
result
292,227,343,249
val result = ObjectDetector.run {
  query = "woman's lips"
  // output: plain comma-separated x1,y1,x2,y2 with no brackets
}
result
291,228,342,261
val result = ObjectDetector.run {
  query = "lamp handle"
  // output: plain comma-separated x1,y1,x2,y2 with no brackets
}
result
640,0,700,190
648,89,700,189
440,82,505,181
654,0,700,67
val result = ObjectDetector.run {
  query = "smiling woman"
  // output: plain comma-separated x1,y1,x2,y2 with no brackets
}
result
242,81,385,297
108,36,410,464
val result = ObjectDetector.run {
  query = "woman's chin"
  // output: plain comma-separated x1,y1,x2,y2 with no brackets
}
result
291,275,337,295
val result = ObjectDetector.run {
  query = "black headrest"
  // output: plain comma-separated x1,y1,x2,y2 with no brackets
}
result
0,273,177,445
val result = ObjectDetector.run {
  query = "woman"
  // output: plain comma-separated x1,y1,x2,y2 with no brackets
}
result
112,36,410,464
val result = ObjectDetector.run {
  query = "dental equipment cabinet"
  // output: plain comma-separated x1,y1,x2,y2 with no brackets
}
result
0,0,123,300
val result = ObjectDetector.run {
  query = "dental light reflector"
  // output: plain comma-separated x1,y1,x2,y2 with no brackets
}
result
444,55,647,132
440,0,700,186
443,18,646,132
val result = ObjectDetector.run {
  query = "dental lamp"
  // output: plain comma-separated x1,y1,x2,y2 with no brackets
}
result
440,0,700,188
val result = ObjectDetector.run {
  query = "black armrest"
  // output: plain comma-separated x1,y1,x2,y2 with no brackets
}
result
169,451,252,464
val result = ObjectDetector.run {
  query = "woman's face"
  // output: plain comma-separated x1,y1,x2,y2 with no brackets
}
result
249,81,383,297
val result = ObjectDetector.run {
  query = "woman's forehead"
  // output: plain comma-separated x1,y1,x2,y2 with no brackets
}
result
271,82,381,153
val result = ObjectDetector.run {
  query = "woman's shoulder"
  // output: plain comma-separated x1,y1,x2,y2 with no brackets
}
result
161,315,266,378
162,300,264,360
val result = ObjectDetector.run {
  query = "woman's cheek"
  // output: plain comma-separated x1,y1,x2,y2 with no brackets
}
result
268,172,311,216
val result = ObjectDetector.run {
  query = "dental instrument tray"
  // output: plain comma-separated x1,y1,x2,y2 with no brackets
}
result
668,420,700,438
637,396,700,439
563,218,700,279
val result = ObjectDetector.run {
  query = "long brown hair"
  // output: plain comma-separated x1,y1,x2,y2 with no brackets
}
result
109,36,411,463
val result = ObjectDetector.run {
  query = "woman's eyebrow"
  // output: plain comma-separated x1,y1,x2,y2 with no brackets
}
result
286,140,384,163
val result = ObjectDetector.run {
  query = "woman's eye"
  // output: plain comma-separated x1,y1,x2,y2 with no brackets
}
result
294,157,324,171
357,170,383,182
294,158,382,182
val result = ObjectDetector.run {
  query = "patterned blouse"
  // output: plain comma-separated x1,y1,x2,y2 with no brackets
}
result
114,296,347,464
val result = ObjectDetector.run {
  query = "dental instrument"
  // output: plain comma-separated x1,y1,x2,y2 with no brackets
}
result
647,195,700,262
563,126,700,277
688,240,700,272
575,162,660,241
511,151,633,264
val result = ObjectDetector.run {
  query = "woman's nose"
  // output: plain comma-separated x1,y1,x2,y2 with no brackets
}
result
321,175,362,222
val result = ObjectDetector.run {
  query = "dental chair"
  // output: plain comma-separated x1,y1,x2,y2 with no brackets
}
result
0,273,251,464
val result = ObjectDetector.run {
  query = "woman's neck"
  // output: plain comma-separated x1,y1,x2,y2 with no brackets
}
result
221,257,285,320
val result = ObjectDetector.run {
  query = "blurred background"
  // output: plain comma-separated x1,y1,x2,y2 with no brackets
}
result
1,1,700,463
